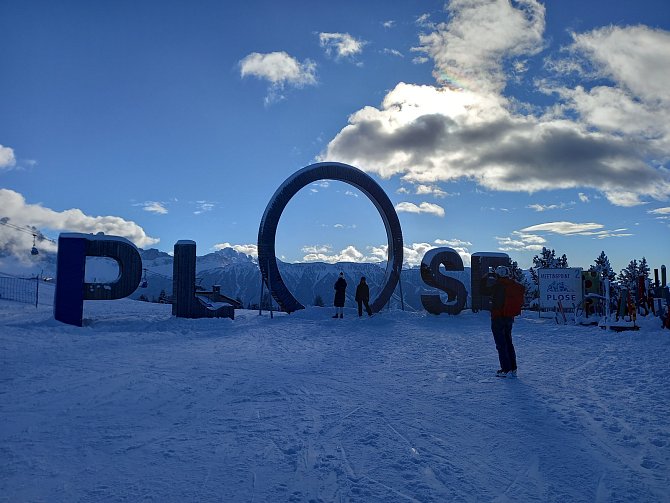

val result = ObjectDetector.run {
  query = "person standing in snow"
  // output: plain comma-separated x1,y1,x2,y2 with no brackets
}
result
355,276,373,317
489,265,524,378
333,272,347,319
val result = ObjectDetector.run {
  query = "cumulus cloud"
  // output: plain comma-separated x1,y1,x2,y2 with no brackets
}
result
382,20,396,29
0,144,17,170
415,184,451,198
318,32,365,60
415,0,545,93
395,201,445,217
301,244,365,263
433,238,472,266
322,3,670,207
0,189,159,256
298,238,471,267
213,242,258,258
547,26,670,152
239,51,317,104
578,193,590,203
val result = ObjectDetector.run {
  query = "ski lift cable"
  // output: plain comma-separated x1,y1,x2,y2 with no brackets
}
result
0,218,56,243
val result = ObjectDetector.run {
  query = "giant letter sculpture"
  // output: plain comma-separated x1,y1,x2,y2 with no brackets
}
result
258,162,403,313
54,233,142,326
420,247,468,315
172,240,234,319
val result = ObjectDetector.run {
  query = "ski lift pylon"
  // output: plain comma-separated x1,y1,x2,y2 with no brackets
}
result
140,268,148,288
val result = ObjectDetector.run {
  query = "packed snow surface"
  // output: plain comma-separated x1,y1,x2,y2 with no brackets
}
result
1,293,669,502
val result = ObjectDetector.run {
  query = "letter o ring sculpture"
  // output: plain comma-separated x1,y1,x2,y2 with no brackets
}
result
258,162,404,313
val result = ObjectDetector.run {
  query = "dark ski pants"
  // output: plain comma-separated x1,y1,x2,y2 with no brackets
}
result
357,300,372,317
491,317,517,372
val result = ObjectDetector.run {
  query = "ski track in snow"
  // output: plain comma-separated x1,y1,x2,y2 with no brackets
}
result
1,296,669,502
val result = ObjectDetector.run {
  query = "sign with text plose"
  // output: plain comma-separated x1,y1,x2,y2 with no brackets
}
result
539,268,583,310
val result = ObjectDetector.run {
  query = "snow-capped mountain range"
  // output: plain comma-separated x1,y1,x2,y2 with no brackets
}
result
0,247,472,311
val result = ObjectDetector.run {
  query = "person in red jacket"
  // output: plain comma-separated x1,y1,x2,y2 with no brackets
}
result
489,265,524,378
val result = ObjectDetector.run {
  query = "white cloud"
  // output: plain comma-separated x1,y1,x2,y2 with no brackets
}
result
518,221,632,240
415,0,545,93
526,202,574,212
0,189,159,256
382,20,396,29
213,242,258,258
415,13,434,29
521,221,603,235
496,232,546,252
395,201,445,217
302,244,332,254
415,184,451,198
193,200,215,215
570,25,670,105
435,238,472,247
578,193,590,203
648,207,670,215
301,244,365,263
318,32,365,60
138,201,168,215
299,239,471,267
239,51,317,104
433,238,472,266
344,190,358,198
383,48,404,58
0,145,17,170
322,4,670,207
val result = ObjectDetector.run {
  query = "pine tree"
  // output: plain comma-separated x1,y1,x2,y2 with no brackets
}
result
589,251,616,281
638,256,650,280
618,259,639,289
158,289,168,304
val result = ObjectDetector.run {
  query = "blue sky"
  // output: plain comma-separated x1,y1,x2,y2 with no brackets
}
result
1,0,669,272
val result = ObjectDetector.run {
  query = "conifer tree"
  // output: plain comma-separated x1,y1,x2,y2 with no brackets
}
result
618,259,639,289
589,251,616,281
638,256,650,280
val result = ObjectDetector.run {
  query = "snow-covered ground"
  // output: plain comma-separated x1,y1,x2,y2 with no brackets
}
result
1,291,669,502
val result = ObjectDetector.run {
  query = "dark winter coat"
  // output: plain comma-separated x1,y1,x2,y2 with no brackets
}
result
334,277,347,307
355,282,369,302
490,277,523,319
490,280,506,318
